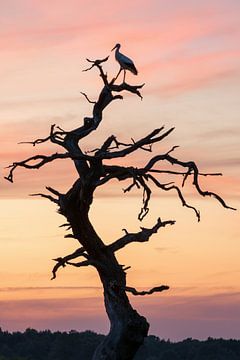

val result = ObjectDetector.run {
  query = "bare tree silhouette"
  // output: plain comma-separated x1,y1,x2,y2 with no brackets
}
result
5,51,235,360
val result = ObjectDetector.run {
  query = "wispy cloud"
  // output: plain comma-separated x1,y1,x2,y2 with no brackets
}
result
1,0,240,98
198,127,240,140
155,246,178,254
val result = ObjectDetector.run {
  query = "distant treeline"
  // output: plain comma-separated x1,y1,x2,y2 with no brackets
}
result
0,328,240,359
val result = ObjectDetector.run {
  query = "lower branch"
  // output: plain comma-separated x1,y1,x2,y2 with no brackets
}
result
111,82,145,100
66,259,92,267
51,247,87,280
125,285,169,296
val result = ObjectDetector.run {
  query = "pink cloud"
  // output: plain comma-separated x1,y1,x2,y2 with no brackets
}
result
1,291,240,340
1,1,239,197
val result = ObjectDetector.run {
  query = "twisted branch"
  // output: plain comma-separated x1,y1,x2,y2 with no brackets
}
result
145,152,236,211
51,247,88,280
5,152,71,183
94,139,235,221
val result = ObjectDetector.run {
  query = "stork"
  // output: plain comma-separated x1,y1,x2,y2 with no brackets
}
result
111,43,138,82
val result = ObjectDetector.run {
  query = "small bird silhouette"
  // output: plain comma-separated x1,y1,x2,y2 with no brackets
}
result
112,43,138,82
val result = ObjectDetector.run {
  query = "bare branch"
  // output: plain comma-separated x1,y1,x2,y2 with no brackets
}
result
83,56,109,85
96,164,223,189
146,173,201,221
122,265,131,272
46,186,62,197
137,176,151,221
80,92,96,104
51,247,87,280
18,124,67,147
125,285,169,296
5,152,70,183
29,193,59,205
147,153,236,211
67,258,107,271
111,82,145,100
64,234,75,239
94,135,153,157
83,56,109,71
131,149,236,217
97,135,117,153
146,169,223,177
98,127,174,159
66,259,92,267
59,223,72,230
95,146,232,221
108,218,175,252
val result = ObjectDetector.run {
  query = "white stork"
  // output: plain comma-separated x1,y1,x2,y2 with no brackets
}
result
111,43,138,82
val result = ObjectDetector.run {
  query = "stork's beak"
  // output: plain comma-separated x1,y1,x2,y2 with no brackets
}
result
111,45,117,51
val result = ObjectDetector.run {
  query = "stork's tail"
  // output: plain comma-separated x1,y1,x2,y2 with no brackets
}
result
131,65,138,75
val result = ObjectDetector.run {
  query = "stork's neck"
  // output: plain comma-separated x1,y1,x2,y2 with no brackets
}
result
115,44,121,59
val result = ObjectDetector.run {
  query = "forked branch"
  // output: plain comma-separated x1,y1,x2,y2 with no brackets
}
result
96,127,174,159
18,124,67,147
51,247,88,280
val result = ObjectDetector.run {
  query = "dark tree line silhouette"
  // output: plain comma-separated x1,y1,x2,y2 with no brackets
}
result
0,329,240,360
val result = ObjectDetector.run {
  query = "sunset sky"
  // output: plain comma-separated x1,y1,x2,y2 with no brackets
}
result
1,0,240,340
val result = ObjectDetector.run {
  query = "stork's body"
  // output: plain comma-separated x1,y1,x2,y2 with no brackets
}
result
112,43,138,82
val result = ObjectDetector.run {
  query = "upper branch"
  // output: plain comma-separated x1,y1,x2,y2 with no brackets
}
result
18,124,67,147
110,82,145,100
7,55,146,180
83,56,110,85
96,127,174,159
5,152,70,183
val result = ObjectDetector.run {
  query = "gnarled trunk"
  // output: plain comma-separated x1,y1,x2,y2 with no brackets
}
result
60,183,149,359
93,267,149,360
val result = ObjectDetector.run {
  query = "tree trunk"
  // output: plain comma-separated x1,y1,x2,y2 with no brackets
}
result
61,188,149,359
93,261,149,360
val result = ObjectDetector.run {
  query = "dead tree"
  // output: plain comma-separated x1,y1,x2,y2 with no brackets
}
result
5,53,235,360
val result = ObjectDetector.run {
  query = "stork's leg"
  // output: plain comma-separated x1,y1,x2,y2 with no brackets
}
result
114,68,122,82
123,69,126,83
